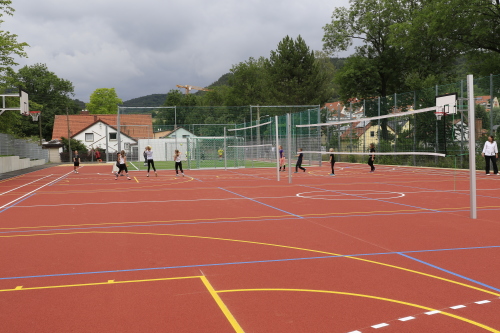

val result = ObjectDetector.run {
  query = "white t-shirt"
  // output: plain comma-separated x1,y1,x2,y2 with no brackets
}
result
146,150,154,160
174,154,181,162
482,141,498,156
119,155,125,164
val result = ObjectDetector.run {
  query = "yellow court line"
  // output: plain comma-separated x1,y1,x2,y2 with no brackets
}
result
217,288,499,333
3,202,500,232
200,276,244,333
2,230,499,298
0,275,201,293
134,177,139,183
0,214,293,231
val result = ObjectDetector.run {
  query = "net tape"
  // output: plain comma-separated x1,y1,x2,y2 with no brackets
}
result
296,106,437,128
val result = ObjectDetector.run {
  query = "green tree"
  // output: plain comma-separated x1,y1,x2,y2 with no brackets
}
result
86,88,122,114
0,1,28,76
322,0,405,97
266,35,332,106
227,56,270,106
7,63,77,140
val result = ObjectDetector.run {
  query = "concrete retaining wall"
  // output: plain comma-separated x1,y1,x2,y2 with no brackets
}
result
0,156,45,173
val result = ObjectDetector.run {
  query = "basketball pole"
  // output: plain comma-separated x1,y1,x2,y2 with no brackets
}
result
467,74,477,219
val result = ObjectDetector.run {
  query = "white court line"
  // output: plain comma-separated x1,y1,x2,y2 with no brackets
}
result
0,171,74,211
475,300,491,304
450,305,466,309
128,162,139,170
424,310,441,315
398,316,415,321
0,174,52,196
371,323,389,329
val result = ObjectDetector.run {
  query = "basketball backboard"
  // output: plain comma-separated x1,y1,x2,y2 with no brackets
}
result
20,89,29,116
436,93,457,115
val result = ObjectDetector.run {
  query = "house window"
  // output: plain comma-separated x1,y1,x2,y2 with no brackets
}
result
370,131,375,137
182,135,189,138
85,133,94,142
109,133,117,140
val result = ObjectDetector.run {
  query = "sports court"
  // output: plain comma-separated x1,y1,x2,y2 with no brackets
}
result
1,161,499,332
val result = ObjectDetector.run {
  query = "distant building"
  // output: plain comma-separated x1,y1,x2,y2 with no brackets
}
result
52,113,153,157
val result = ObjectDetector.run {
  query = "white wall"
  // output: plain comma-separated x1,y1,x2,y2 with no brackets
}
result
138,138,188,161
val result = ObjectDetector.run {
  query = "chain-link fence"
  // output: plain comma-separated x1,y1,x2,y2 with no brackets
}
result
0,133,48,161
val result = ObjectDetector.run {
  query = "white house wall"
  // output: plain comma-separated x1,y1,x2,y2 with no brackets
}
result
72,122,137,154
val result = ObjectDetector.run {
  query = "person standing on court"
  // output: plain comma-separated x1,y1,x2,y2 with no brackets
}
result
279,145,286,171
482,135,498,175
368,143,376,172
73,150,80,173
294,148,306,173
174,149,185,177
115,150,132,180
329,148,336,176
95,149,102,163
145,146,157,177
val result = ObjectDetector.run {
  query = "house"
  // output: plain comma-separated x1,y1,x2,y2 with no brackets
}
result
475,96,499,111
52,113,154,158
160,127,197,139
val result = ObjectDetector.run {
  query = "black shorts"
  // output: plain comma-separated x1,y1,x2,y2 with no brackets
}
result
74,163,79,167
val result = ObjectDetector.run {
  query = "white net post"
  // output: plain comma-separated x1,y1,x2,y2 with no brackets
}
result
467,74,477,219
275,115,280,181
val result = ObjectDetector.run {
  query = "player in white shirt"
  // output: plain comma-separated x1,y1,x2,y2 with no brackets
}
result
481,135,498,175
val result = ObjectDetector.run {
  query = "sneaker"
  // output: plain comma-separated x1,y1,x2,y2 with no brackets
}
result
182,173,185,177
486,174,490,176
147,174,149,177
330,173,334,176
127,177,132,180
115,177,118,180
155,172,158,177
303,168,306,172
294,171,298,173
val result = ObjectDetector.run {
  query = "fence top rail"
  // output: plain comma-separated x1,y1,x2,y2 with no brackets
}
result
227,121,272,132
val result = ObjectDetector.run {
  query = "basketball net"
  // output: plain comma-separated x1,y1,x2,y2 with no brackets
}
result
29,111,40,121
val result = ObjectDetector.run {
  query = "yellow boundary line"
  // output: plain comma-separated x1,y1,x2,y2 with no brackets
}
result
1,275,243,333
218,288,500,332
1,275,496,332
1,275,200,292
2,203,500,232
200,276,244,332
2,230,499,298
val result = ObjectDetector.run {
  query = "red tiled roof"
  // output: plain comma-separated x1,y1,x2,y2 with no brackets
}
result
52,114,153,140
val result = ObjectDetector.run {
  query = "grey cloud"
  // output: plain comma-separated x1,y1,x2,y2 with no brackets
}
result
4,0,351,103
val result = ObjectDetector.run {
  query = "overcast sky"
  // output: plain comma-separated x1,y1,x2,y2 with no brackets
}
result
4,0,352,103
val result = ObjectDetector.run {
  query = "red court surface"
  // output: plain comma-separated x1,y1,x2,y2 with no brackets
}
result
1,163,499,332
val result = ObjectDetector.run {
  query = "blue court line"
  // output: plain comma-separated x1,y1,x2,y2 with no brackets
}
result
2,245,499,282
0,194,36,214
301,184,440,213
218,187,304,218
398,252,500,293
3,205,500,236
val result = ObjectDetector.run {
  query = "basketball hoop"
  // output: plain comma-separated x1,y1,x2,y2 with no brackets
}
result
434,111,444,120
29,111,40,122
